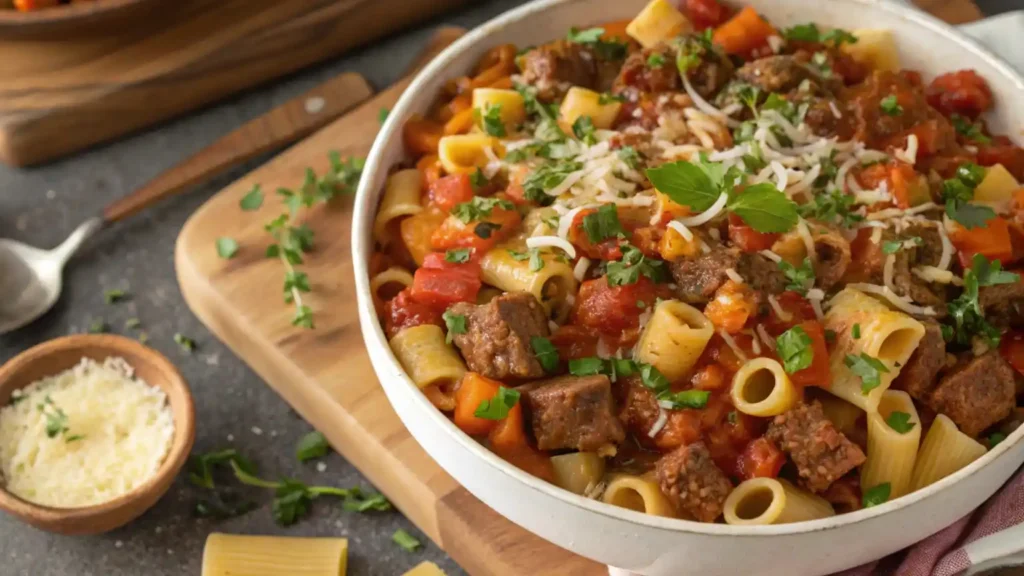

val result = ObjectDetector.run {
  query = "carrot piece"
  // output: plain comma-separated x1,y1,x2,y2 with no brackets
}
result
951,216,1013,266
496,445,555,482
489,403,528,451
712,6,776,58
704,279,758,334
403,118,444,156
453,373,502,436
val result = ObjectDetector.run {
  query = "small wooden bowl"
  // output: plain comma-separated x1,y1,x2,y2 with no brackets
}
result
0,334,195,535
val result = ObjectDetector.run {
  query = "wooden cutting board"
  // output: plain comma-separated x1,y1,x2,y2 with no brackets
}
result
0,0,468,168
175,3,985,574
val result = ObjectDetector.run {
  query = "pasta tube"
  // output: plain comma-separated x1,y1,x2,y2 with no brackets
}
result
202,533,347,576
730,358,799,417
634,300,714,382
861,390,921,499
479,246,576,322
403,562,447,576
602,474,676,517
910,414,986,491
370,267,414,304
389,325,467,390
438,134,502,175
824,288,926,412
723,478,834,525
373,169,423,246
551,452,606,495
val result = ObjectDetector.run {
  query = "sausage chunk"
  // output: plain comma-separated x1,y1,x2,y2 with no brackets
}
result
892,319,946,401
670,247,785,304
734,55,837,95
519,40,619,101
926,351,1016,437
521,374,625,451
448,292,550,380
980,278,1024,329
655,442,733,522
766,401,866,493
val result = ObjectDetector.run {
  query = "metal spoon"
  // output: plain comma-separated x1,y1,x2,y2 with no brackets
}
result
0,71,374,335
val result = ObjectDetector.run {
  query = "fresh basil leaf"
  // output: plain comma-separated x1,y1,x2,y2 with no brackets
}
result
727,183,799,233
645,161,721,212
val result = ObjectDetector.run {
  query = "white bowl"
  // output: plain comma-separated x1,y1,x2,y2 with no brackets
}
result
353,2,1024,574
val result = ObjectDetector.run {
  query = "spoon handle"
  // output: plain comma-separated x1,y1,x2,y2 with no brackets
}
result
52,217,104,266
100,72,374,224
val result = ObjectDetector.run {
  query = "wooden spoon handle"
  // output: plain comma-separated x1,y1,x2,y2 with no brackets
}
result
102,72,374,223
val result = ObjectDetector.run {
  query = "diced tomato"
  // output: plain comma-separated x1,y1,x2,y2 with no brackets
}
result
705,332,760,372
704,279,758,334
572,276,663,334
427,174,475,211
550,324,600,361
568,207,625,261
761,291,817,336
410,254,482,310
383,289,444,339
712,6,776,60
926,70,993,119
951,216,1014,267
691,364,727,391
728,213,779,252
977,136,1024,182
430,205,522,254
704,394,762,477
736,437,785,480
683,0,732,30
785,321,831,388
1000,331,1024,377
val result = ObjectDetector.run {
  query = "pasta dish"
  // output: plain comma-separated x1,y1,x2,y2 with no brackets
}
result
369,0,1024,525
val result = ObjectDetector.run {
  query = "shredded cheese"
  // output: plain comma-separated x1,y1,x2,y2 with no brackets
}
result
797,219,817,263
718,329,749,362
527,236,577,260
758,250,783,263
667,220,694,242
725,268,745,284
573,257,591,282
756,324,777,353
766,294,792,322
0,358,175,508
679,193,729,226
648,409,668,438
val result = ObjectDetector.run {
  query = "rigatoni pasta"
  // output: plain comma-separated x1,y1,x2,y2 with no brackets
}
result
202,533,347,576
369,0,1024,525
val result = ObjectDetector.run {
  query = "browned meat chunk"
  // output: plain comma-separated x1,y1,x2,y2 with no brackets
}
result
670,247,785,304
855,224,948,314
926,351,1016,437
892,319,947,401
519,40,619,101
803,98,855,139
521,374,624,451
846,70,959,153
448,292,550,380
980,278,1024,329
735,55,837,96
766,401,866,493
812,225,851,291
655,442,732,522
614,44,680,96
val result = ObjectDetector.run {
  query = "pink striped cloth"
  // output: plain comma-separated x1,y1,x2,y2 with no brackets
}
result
839,467,1024,576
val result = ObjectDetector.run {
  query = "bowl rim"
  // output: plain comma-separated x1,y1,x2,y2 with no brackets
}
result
354,0,1024,537
0,334,195,526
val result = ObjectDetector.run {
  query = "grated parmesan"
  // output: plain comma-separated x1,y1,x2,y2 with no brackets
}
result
718,329,748,362
573,257,591,282
845,283,937,316
0,358,174,508
527,236,577,260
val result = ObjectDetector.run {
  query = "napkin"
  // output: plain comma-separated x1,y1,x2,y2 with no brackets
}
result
840,465,1024,575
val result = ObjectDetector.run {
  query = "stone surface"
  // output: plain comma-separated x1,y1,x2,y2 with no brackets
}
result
0,1,522,574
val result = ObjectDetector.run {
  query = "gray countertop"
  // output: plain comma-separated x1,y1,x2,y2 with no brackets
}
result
0,1,523,574
0,0,1019,574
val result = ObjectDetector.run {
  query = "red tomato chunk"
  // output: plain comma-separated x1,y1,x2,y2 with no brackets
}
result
926,70,993,119
384,288,443,339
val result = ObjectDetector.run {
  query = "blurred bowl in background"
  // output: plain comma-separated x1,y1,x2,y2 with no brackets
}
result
0,0,163,39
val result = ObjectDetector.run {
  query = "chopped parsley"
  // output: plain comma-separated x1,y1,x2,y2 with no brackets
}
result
675,30,714,75
174,333,196,353
442,311,467,344
445,248,471,263
945,254,1019,347
565,26,628,60
852,323,861,339
782,23,858,46
776,325,814,374
509,248,545,272
599,92,625,105
797,187,863,228
378,107,390,124
392,529,422,552
582,204,623,243
862,483,891,508
941,163,994,229
885,411,916,434
762,93,800,123
522,160,584,206
37,396,70,439
566,26,604,43
988,432,1007,448
569,357,606,376
646,53,665,68
88,318,108,334
531,336,559,373
645,158,798,234
474,386,521,420
879,95,903,116
295,431,329,462
572,116,597,145
479,104,506,137
606,244,667,286
618,146,640,169
950,114,991,144
103,289,127,304
844,353,890,394
470,168,488,190
778,257,815,295
638,363,710,409
810,52,832,78
881,240,903,255
240,184,264,211
216,237,239,259
451,196,515,223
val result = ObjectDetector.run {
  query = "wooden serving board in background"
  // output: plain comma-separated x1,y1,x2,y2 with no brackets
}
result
176,3,985,574
0,0,469,167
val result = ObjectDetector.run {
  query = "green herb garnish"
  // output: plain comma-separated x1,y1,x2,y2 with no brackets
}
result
886,412,915,434
844,353,890,394
776,325,814,374
296,431,330,462
862,483,891,507
442,311,467,344
392,529,422,552
474,386,521,420
531,336,559,373
216,237,239,259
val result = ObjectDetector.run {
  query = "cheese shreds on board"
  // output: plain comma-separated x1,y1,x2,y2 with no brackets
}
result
0,357,174,508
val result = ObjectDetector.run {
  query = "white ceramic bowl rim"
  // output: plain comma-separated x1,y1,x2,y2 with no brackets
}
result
354,0,1024,538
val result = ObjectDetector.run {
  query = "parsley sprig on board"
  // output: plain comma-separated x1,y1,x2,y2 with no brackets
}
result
247,152,364,329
